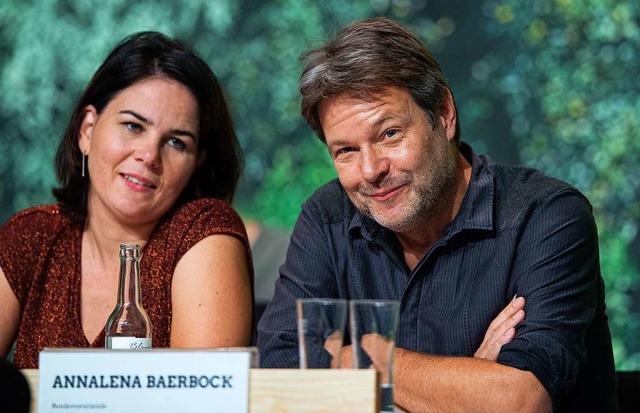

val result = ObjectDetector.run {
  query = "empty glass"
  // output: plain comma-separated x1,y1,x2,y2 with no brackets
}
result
350,299,400,412
297,298,347,368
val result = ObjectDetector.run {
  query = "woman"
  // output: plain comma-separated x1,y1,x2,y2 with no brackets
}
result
0,32,253,368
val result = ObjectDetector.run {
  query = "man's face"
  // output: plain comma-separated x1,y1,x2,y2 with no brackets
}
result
319,87,457,234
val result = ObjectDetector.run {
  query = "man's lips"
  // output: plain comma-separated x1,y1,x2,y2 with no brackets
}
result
120,173,157,189
368,185,403,201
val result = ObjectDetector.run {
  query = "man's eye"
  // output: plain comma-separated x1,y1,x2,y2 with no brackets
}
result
335,147,355,157
384,129,399,138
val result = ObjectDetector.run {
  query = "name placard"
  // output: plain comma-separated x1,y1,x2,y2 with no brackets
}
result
38,348,255,413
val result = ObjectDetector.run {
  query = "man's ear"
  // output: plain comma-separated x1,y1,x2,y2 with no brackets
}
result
438,88,457,142
78,105,98,154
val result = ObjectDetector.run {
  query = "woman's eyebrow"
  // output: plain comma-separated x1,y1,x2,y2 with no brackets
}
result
119,109,197,141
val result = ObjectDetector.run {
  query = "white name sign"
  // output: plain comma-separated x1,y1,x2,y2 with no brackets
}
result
38,348,255,413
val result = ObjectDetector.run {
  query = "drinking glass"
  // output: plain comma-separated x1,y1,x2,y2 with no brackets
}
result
350,299,400,412
297,298,347,368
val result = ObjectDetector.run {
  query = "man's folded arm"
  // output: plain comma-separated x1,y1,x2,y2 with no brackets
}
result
393,190,599,412
497,189,601,406
394,348,552,413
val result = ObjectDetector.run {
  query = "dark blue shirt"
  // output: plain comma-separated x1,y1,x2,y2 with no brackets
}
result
257,144,617,412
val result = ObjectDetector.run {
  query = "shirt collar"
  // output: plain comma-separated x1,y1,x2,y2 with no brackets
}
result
349,212,382,241
450,142,495,233
347,142,496,241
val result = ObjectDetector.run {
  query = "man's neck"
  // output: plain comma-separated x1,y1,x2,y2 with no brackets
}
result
397,151,472,271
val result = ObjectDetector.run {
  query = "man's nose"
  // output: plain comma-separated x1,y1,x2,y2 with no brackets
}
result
361,147,389,183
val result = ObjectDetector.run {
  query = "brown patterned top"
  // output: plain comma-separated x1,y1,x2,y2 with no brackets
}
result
0,198,252,368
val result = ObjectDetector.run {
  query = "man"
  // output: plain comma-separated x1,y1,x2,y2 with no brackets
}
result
257,17,617,412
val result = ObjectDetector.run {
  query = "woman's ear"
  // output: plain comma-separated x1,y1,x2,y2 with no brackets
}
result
196,150,207,169
78,105,98,154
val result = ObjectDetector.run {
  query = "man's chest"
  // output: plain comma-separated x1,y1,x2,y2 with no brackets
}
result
343,232,520,355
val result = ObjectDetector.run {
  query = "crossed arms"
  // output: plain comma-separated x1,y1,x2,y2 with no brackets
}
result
257,186,601,412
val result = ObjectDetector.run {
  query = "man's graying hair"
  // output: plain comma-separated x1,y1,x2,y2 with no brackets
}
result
299,17,461,145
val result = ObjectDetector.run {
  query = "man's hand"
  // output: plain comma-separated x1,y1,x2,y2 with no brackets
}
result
340,344,354,368
323,330,345,368
474,296,525,361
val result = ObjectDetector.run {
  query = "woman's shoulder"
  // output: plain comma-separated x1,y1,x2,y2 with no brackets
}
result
0,204,73,236
0,205,79,296
5,204,60,219
160,198,247,240
170,198,244,229
175,197,238,214
151,198,249,265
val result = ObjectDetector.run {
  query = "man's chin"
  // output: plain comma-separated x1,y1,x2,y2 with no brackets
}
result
352,199,413,229
370,210,411,232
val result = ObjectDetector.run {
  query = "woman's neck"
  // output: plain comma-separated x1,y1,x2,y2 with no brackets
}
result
82,210,156,269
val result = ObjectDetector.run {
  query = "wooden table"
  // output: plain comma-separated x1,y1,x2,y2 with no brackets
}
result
23,368,378,413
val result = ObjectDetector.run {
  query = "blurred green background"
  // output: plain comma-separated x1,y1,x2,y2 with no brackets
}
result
0,0,638,369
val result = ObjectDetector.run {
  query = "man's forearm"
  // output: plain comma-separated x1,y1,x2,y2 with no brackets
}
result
393,348,552,413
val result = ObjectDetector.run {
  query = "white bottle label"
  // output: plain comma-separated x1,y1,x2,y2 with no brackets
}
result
107,337,152,350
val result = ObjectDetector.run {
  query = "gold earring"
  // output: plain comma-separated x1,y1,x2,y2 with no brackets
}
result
82,154,87,177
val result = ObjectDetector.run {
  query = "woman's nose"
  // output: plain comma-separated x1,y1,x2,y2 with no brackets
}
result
134,138,161,169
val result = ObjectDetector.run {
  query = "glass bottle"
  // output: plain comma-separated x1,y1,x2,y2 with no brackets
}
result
105,244,152,349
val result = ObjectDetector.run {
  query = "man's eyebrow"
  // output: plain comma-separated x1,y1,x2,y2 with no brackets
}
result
327,113,412,148
326,137,351,151
372,114,395,127
119,110,197,141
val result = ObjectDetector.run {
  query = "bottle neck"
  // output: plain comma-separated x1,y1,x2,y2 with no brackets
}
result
117,244,143,306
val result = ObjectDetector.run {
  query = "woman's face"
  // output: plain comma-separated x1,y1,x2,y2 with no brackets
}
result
78,76,203,227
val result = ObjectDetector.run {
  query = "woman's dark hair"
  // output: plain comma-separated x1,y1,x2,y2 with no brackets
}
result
299,17,461,144
53,31,243,213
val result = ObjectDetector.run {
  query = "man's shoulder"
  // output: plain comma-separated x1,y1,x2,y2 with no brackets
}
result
492,163,589,211
493,163,576,192
303,179,356,224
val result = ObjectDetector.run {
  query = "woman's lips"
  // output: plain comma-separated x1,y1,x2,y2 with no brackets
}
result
120,173,157,189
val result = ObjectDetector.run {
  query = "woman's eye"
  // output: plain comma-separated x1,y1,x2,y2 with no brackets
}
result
167,137,187,151
124,122,142,133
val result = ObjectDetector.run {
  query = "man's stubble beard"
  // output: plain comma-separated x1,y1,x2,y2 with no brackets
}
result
350,142,458,234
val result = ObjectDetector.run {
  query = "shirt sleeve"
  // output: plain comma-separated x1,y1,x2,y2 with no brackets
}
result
0,207,58,306
171,198,251,266
497,188,601,408
256,199,342,368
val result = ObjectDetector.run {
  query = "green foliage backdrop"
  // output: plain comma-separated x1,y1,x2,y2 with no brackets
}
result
0,0,638,368
477,0,640,369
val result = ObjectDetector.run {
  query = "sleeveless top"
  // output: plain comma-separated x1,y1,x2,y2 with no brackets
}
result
0,198,252,368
